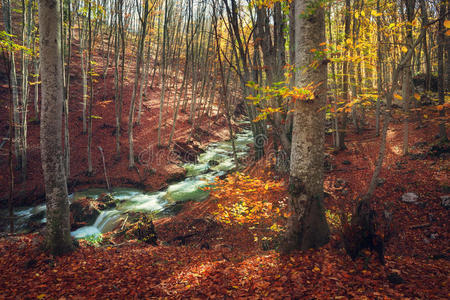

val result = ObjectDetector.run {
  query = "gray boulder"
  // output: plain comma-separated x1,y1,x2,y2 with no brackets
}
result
402,192,418,203
441,195,450,209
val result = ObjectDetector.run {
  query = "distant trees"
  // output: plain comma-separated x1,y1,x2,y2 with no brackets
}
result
1,0,446,182
38,0,73,255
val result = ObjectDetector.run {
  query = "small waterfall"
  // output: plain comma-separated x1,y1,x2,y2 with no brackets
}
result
94,210,120,232
71,210,121,239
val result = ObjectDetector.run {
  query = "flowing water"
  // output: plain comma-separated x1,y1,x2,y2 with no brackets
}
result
1,127,254,238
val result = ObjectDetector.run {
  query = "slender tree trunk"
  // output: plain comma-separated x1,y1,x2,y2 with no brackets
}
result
2,48,15,233
80,20,88,134
157,0,170,147
64,0,72,177
402,0,415,156
212,3,238,166
87,0,94,174
128,0,150,167
421,0,431,92
437,0,447,140
338,0,352,150
137,27,154,125
375,0,383,136
2,0,20,170
19,0,33,180
114,0,122,157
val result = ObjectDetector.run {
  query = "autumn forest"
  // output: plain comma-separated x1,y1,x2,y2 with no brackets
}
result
0,0,449,298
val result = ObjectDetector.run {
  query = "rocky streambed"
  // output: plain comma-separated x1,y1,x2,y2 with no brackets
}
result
0,127,254,239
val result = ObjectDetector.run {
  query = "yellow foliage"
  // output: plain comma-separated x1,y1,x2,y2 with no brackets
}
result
209,172,286,233
371,10,382,17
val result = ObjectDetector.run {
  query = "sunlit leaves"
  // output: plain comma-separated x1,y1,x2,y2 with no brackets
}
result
207,172,286,235
414,93,420,101
371,10,382,17
253,107,282,122
393,93,403,101
0,31,32,55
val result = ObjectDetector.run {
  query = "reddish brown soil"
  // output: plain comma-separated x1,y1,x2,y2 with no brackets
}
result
0,34,234,207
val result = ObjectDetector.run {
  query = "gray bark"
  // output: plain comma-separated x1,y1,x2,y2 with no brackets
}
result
2,0,20,170
402,0,415,156
39,0,73,255
282,0,330,252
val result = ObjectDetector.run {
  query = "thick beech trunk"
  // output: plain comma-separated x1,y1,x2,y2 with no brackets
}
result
39,0,73,255
282,0,330,252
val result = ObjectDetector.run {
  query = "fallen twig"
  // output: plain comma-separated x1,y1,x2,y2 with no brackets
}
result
410,223,431,229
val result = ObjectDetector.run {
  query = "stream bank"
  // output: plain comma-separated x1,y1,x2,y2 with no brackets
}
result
0,124,254,238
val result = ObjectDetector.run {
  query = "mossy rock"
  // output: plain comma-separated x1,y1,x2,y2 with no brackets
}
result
128,213,158,245
97,193,118,209
70,198,100,230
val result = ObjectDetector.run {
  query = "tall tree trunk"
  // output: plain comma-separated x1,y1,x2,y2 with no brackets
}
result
128,0,150,168
375,0,383,136
402,0,415,156
420,0,431,91
87,0,94,174
114,0,122,157
80,19,88,134
157,0,170,147
282,0,330,252
437,0,447,140
3,45,16,233
212,2,238,167
64,0,72,177
39,0,73,255
338,0,352,150
2,0,20,170
19,0,33,180
137,23,154,125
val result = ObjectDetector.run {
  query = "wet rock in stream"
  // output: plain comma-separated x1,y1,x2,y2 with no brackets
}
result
70,198,101,230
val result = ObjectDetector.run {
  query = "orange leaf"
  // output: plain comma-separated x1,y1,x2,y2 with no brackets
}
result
444,20,450,28
414,93,420,100
394,93,403,100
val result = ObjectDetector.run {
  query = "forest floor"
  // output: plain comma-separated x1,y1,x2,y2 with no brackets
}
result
0,109,449,298
0,32,236,207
